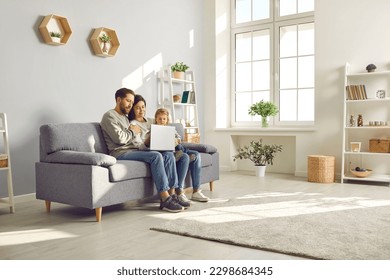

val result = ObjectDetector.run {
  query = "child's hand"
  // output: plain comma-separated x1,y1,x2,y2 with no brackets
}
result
175,138,180,146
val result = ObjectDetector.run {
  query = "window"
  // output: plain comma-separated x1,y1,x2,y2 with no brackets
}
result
232,0,314,126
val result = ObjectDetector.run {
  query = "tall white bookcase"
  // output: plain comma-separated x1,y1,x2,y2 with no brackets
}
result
0,113,15,213
341,63,390,185
158,66,200,142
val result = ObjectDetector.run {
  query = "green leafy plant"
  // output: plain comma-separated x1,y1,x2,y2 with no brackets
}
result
248,100,279,118
248,100,279,127
171,62,189,72
99,33,111,43
233,139,283,166
50,32,61,38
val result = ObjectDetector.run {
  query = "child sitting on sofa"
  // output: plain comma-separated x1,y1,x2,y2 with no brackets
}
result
154,108,196,162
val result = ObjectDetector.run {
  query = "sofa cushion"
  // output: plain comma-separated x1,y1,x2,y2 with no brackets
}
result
45,150,116,167
183,143,218,153
40,123,108,156
109,160,151,182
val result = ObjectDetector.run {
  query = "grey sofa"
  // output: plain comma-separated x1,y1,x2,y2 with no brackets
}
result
35,122,219,221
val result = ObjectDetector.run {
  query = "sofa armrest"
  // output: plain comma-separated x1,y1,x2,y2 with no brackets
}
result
44,150,116,167
181,143,218,154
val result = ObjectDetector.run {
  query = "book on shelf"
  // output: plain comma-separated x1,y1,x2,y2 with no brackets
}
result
181,91,190,103
346,84,367,100
181,91,196,104
188,91,196,104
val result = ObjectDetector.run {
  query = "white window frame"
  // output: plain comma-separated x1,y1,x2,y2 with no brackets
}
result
231,0,315,127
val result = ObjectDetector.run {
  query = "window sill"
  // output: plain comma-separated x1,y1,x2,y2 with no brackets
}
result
215,126,316,135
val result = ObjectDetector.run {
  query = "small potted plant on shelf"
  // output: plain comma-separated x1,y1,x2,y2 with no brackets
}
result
248,100,279,127
233,139,283,177
171,62,189,79
50,31,62,43
99,33,111,54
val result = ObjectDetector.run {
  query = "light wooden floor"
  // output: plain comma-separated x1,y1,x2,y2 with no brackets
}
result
1,171,388,260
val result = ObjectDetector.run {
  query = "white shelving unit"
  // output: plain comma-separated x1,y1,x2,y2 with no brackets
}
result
158,66,200,142
0,113,15,213
341,63,390,185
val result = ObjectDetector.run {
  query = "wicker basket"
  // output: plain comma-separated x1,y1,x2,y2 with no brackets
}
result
307,155,335,183
0,154,8,168
369,139,390,153
184,133,200,144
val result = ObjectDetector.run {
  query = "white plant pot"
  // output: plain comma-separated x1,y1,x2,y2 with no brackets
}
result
255,165,266,177
51,37,61,43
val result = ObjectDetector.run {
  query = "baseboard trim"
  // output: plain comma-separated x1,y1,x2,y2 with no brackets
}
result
12,193,36,204
295,171,307,177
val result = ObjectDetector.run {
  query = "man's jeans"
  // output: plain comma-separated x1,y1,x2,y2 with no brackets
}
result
117,150,178,193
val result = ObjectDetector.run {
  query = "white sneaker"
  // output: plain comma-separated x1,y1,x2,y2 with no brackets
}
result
178,193,191,203
191,190,209,202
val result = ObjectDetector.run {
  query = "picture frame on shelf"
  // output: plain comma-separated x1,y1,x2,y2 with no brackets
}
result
350,142,361,152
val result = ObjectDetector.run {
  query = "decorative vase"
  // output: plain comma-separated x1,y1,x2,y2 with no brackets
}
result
261,117,268,128
255,165,266,177
102,42,109,54
173,71,185,79
357,114,363,127
349,114,355,127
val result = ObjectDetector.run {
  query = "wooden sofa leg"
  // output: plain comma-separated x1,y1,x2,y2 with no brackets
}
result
45,200,51,213
95,208,102,222
209,181,214,191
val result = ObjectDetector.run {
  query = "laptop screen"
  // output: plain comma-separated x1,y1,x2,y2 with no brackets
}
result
149,124,175,151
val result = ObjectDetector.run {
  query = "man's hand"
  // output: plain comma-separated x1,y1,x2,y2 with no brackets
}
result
129,124,141,134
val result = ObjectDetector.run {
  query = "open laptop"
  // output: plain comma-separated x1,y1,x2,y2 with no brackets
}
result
148,124,176,151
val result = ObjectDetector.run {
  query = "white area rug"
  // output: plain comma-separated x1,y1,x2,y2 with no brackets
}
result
151,190,390,259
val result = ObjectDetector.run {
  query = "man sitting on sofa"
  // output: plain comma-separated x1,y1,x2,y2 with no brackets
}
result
100,87,187,213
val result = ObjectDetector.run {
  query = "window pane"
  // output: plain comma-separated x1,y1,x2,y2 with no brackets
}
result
298,56,314,88
253,0,270,21
233,0,315,126
280,57,297,89
236,0,251,24
280,89,297,121
280,25,297,58
298,23,314,55
298,89,314,121
235,92,252,121
253,29,270,60
253,91,270,102
298,0,314,13
253,61,270,90
236,32,252,62
236,62,252,92
280,0,297,16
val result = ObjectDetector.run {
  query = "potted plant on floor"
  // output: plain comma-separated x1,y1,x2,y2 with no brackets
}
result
248,100,279,127
233,139,282,177
171,62,189,79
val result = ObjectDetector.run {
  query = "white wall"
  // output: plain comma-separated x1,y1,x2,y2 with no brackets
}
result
3,0,390,198
204,0,390,176
0,0,204,197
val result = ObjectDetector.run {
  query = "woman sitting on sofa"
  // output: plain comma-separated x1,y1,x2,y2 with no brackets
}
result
128,94,209,203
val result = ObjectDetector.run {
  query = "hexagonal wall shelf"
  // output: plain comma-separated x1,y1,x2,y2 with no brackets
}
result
39,14,72,45
90,27,120,57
